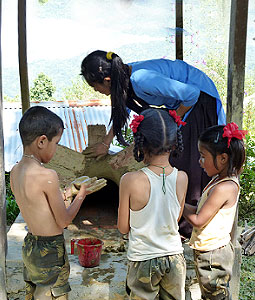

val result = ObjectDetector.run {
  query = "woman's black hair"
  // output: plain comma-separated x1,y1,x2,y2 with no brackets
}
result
81,50,130,145
133,108,184,162
199,125,246,176
19,106,64,147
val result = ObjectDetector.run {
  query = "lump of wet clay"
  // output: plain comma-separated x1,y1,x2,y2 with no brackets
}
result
104,241,126,253
66,175,107,202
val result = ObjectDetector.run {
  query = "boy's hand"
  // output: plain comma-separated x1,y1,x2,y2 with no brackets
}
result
67,176,107,202
76,183,91,199
73,176,97,189
86,178,107,193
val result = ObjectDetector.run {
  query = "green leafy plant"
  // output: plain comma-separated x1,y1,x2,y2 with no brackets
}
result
244,72,255,98
193,52,228,107
30,72,56,102
240,255,255,300
196,52,255,109
113,127,134,149
239,135,255,226
201,54,228,105
4,95,21,102
243,100,255,138
5,173,19,225
239,105,255,297
38,0,49,4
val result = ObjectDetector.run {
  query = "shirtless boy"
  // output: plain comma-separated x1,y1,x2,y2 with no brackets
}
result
10,106,90,300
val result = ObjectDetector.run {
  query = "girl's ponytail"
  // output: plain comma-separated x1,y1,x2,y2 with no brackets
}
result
81,50,131,146
172,128,184,158
110,54,130,146
133,132,145,162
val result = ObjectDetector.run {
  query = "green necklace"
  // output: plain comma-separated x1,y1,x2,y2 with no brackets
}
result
149,164,170,194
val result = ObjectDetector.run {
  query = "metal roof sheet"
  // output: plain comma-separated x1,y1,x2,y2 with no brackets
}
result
3,102,122,172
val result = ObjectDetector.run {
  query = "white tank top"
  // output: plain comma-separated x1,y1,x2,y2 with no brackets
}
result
189,176,239,251
127,167,183,261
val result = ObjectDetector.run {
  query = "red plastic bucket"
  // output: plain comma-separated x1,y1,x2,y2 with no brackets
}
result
71,238,104,267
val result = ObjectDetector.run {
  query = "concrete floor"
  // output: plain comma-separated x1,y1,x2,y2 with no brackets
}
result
6,198,202,300
5,185,243,300
6,213,130,300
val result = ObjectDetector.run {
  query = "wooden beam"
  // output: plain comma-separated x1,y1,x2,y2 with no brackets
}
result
227,2,249,299
0,0,8,297
175,0,183,60
18,0,30,114
227,0,249,243
227,0,249,127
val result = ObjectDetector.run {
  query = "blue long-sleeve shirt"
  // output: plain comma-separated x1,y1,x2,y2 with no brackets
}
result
129,59,226,125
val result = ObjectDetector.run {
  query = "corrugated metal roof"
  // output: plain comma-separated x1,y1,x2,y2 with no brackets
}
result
3,101,123,172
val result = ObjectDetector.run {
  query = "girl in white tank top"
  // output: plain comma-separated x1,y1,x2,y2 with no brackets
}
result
118,108,188,300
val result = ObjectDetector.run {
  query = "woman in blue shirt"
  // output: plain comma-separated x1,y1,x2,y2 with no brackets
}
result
81,50,226,237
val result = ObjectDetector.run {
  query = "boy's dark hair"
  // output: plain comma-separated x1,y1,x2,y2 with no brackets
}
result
133,108,184,162
81,50,130,146
199,125,246,176
19,106,64,147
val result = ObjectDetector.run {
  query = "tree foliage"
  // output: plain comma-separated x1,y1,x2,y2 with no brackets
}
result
5,173,19,225
239,135,255,226
30,72,56,102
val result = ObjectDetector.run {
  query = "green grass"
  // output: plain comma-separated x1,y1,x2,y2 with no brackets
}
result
240,255,255,300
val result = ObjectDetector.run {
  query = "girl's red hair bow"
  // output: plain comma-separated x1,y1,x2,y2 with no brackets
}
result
130,115,144,133
222,122,248,148
169,110,187,126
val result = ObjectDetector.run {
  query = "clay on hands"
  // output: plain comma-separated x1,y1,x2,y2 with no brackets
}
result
66,175,107,202
86,178,107,193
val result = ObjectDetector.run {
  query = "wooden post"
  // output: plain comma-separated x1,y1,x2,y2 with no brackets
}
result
175,0,183,60
227,1,249,299
227,0,249,244
227,0,249,127
18,0,30,114
0,0,8,298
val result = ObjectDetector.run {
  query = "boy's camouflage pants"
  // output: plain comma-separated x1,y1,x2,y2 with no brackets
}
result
22,232,71,300
126,253,186,300
194,243,234,300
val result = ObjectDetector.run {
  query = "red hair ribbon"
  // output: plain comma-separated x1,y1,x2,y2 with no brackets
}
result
169,110,187,126
129,115,144,133
222,122,248,148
